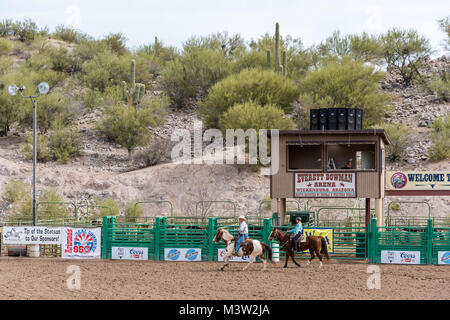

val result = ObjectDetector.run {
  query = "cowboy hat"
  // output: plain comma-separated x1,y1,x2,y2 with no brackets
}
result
238,215,246,220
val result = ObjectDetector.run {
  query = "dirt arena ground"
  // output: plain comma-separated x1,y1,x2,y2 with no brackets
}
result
0,257,448,300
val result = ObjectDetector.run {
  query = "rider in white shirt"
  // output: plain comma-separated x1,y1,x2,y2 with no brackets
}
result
235,215,248,255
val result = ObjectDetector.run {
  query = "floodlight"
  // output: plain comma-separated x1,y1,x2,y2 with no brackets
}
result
8,84,18,96
37,82,50,94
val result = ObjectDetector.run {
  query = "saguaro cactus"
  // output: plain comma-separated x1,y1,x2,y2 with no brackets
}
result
282,51,287,78
266,50,271,69
274,22,280,73
122,59,145,106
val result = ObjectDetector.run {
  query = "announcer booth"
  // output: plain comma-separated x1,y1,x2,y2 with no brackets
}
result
269,126,390,227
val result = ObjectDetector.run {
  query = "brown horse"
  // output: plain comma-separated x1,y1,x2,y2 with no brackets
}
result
269,227,329,268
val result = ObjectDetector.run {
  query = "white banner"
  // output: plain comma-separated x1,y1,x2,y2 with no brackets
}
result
164,248,201,261
2,226,62,245
295,173,356,198
112,247,148,260
61,227,101,259
438,251,450,265
217,249,249,262
381,250,421,264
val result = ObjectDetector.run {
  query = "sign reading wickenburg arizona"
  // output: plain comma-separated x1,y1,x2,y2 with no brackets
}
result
295,173,355,198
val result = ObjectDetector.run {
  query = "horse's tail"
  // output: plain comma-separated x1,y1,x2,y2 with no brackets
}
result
320,236,329,260
261,242,273,263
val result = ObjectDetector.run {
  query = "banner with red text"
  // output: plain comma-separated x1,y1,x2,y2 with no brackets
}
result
61,227,101,259
294,173,356,198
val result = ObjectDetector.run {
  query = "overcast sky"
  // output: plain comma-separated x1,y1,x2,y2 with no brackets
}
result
1,0,449,55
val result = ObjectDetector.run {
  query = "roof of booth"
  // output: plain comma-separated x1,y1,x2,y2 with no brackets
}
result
268,129,391,145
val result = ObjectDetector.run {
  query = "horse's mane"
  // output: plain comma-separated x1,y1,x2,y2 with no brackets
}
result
219,229,234,241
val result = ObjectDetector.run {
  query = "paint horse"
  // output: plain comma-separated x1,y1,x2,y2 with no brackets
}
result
269,227,329,268
213,228,273,271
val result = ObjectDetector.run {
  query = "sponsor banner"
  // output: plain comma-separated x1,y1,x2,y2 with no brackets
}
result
295,173,355,198
2,226,62,245
438,251,450,265
164,248,201,261
303,228,334,253
112,247,148,260
381,250,421,264
61,227,101,259
217,249,250,262
386,171,450,190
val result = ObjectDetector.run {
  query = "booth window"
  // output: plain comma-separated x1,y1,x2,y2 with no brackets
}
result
288,144,322,170
326,143,376,170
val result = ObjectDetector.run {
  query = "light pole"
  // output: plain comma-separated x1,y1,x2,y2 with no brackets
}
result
8,82,50,226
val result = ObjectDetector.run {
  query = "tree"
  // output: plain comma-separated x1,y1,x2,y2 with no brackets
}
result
438,16,450,52
380,29,432,86
298,57,391,127
199,68,299,128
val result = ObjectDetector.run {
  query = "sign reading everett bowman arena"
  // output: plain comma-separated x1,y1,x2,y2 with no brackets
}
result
295,173,355,198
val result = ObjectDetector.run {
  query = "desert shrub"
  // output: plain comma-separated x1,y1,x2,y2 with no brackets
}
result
298,57,391,127
427,73,450,102
20,92,72,133
0,86,23,135
81,51,128,91
380,28,432,86
73,39,108,63
52,25,87,44
48,122,83,163
137,37,179,68
23,135,51,162
92,197,120,218
383,123,413,162
97,101,166,159
0,38,11,55
429,117,450,161
81,88,103,110
4,179,29,203
133,137,174,167
219,102,296,131
0,19,14,37
160,47,232,107
125,201,144,219
199,68,299,128
102,33,128,56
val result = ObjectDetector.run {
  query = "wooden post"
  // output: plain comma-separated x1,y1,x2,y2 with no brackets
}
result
280,198,286,225
375,198,383,227
365,198,371,227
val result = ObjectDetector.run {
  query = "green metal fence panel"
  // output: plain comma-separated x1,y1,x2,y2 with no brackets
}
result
101,216,157,260
431,225,450,264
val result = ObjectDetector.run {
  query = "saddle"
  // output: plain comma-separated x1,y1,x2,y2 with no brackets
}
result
290,234,307,243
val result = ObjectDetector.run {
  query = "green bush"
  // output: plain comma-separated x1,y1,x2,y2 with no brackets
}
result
199,68,299,128
125,201,144,219
4,179,29,203
380,28,432,86
160,47,233,107
81,88,103,110
0,38,11,55
97,101,165,159
429,117,450,161
0,19,14,37
23,135,51,162
93,197,120,219
383,123,413,162
427,73,450,102
52,25,87,44
81,51,128,91
219,102,296,131
298,57,391,127
102,33,128,56
48,122,83,163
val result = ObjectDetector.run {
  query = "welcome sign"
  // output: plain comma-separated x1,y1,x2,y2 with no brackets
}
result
386,171,450,191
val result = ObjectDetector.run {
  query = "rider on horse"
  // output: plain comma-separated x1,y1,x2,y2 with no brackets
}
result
287,217,303,252
235,215,248,255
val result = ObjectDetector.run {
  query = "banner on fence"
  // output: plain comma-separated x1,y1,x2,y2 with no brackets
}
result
61,227,101,259
386,171,450,191
2,226,62,245
295,173,355,198
381,250,421,264
217,249,250,262
303,228,334,253
438,251,450,265
164,248,201,261
112,247,148,260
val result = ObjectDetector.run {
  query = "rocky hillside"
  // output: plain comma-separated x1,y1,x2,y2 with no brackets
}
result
0,47,448,220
